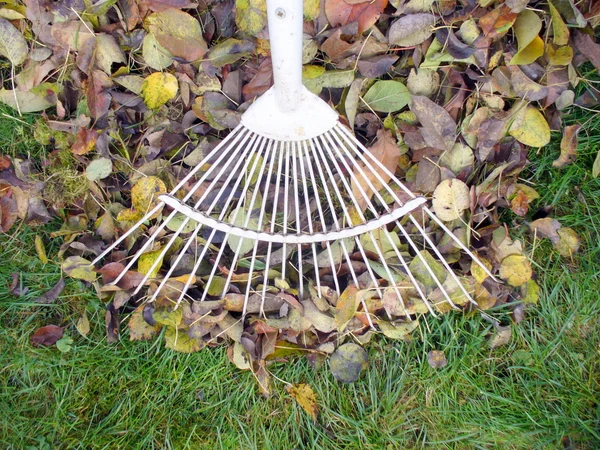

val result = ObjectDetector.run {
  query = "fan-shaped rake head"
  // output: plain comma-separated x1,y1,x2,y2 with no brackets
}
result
92,122,496,325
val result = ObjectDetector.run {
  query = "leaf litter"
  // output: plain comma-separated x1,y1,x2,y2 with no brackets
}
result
0,0,594,395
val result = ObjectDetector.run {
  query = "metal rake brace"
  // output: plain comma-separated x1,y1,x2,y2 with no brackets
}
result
92,0,497,325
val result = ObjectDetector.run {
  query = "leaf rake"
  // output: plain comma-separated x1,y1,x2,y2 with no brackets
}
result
92,0,496,326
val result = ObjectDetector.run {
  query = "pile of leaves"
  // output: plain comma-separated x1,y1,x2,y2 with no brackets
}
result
0,0,595,397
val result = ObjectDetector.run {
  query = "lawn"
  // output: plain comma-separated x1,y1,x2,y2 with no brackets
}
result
1,98,599,449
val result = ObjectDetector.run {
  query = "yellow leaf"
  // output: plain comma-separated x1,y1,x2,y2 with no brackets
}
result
131,176,167,213
548,2,569,46
509,10,544,65
141,72,178,109
508,105,550,147
334,285,360,332
35,234,48,264
137,248,164,278
471,257,492,284
286,383,319,422
378,319,419,340
547,44,573,66
62,256,96,282
76,312,90,337
555,227,580,257
499,254,532,287
164,327,203,353
521,279,539,304
145,9,207,61
431,178,470,222
128,305,161,341
235,0,267,36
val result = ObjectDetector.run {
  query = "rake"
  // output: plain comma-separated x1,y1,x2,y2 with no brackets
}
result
92,0,496,325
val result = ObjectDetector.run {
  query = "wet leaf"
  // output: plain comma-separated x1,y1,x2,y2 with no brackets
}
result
388,13,435,47
285,383,319,422
552,124,581,168
62,256,96,282
235,0,267,36
427,350,447,368
432,178,470,221
31,325,63,347
142,72,178,109
508,105,551,147
499,254,532,287
0,195,17,232
362,80,410,113
330,342,368,383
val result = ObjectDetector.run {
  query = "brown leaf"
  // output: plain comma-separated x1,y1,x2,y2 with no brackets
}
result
479,5,518,39
489,325,511,348
97,262,145,290
410,96,457,151
34,278,65,304
325,0,388,33
529,217,561,244
71,128,98,155
0,195,17,232
87,70,112,119
242,57,273,101
427,350,448,368
31,325,63,347
106,302,119,343
357,55,398,78
350,129,401,211
8,272,28,296
552,124,581,168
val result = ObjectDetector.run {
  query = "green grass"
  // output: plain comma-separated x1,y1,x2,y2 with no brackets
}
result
1,103,599,448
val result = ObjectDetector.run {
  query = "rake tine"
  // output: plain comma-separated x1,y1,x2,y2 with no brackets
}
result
260,140,286,317
310,136,374,328
291,143,304,300
281,142,291,283
319,132,409,317
301,140,341,297
334,124,498,283
130,132,260,294
244,140,276,305
222,136,271,296
199,134,267,303
298,141,322,298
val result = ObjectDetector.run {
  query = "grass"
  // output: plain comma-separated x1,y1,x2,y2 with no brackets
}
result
1,101,599,449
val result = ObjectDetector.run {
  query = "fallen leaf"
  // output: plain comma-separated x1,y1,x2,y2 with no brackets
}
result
34,278,65,304
509,10,544,65
131,176,167,213
499,254,532,287
285,383,319,422
410,95,457,151
330,342,368,383
378,319,419,340
350,128,401,211
34,235,48,264
129,305,161,340
555,227,580,257
31,325,63,347
62,256,97,282
489,325,511,348
145,9,207,61
142,72,178,109
0,17,28,66
235,0,267,36
388,13,435,47
508,105,551,147
432,178,470,221
76,312,90,337
409,250,447,287
325,0,388,33
0,195,17,232
427,350,447,368
334,285,360,332
362,80,410,113
86,158,113,181
552,124,581,168
521,279,540,304
56,335,73,353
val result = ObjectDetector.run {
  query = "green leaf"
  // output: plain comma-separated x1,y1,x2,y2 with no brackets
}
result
86,158,113,181
363,80,410,113
62,256,97,282
303,70,355,95
56,335,74,353
227,207,259,255
142,33,173,71
145,9,207,61
0,17,27,66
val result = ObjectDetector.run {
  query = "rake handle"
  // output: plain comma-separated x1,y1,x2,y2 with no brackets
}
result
267,0,304,112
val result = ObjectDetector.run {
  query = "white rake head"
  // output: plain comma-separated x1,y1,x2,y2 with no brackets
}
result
92,0,497,325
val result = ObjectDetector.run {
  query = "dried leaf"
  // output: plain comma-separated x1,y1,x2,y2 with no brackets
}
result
552,124,581,168
31,325,63,347
285,383,319,422
330,342,368,383
489,325,511,348
0,17,28,66
431,178,470,222
34,278,65,304
410,95,456,151
145,9,208,61
388,13,435,47
131,176,167,213
509,10,544,65
427,350,447,368
0,195,17,232
378,319,419,340
34,234,48,264
334,285,360,332
325,0,388,33
129,305,161,341
86,158,113,181
555,227,580,257
76,312,90,337
350,129,401,211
